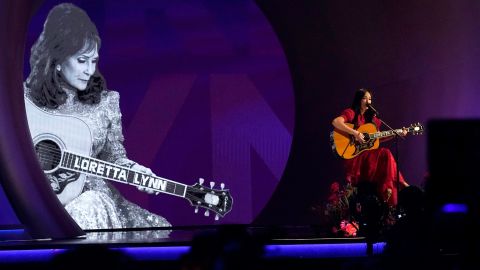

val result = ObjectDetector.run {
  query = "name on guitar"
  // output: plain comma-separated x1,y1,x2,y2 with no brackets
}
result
72,156,167,191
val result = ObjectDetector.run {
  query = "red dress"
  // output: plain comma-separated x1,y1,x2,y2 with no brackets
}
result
340,108,407,206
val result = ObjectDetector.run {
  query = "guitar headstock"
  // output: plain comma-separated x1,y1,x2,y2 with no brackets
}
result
408,122,424,135
185,178,233,220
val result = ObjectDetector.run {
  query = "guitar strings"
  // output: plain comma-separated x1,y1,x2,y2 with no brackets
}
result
34,144,223,204
35,150,61,157
36,143,185,184
35,148,173,183
34,147,229,212
32,141,231,212
35,143,61,152
35,146,62,165
35,144,60,153
35,147,175,182
35,153,61,162
35,149,61,157
36,151,61,160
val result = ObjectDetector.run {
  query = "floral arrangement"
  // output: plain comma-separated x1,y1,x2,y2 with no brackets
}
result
314,180,398,238
323,181,359,237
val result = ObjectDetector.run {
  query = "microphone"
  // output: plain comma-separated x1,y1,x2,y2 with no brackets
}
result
367,104,380,117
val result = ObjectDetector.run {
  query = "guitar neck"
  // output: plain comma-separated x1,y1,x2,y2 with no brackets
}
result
60,151,187,198
370,128,409,139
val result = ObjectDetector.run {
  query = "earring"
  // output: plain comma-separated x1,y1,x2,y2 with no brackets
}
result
56,65,61,71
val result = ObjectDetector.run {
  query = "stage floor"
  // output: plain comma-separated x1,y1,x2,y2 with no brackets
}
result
0,225,466,270
0,225,382,259
0,225,373,246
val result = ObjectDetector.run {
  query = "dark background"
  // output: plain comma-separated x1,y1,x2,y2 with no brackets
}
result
2,0,480,229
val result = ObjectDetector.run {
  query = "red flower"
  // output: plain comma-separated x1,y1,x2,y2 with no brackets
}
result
340,220,359,237
330,182,340,193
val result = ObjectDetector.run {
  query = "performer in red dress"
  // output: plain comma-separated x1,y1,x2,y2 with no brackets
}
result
332,88,409,206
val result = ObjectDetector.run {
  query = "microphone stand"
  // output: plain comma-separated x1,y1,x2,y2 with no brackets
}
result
368,104,405,206
369,105,404,210
365,105,404,256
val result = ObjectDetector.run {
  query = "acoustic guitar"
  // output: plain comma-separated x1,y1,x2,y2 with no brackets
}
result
24,97,233,220
330,122,423,159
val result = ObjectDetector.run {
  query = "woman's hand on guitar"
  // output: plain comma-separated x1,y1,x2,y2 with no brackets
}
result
353,130,365,143
132,164,160,195
400,127,408,137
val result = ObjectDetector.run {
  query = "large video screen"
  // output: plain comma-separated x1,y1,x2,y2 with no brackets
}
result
21,0,294,229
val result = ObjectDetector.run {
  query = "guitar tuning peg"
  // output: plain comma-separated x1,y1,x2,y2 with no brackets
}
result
215,214,219,221
210,181,215,188
204,210,210,217
221,183,225,190
199,178,204,185
195,206,199,214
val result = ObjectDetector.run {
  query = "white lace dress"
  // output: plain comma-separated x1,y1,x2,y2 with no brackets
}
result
25,87,171,231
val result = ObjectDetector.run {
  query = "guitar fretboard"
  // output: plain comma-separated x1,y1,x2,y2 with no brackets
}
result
368,127,422,139
371,127,415,139
61,151,187,197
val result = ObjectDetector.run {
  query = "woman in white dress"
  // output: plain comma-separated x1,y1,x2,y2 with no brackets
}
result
24,3,171,230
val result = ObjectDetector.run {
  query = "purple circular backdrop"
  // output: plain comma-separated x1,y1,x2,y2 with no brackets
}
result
24,0,294,226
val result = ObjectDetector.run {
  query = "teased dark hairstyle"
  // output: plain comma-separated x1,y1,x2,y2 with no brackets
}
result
350,88,374,127
26,3,106,108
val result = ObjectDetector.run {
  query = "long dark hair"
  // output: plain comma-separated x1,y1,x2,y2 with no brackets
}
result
26,3,106,109
350,88,374,127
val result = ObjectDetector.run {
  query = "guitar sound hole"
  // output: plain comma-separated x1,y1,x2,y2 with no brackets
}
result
34,140,62,171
